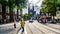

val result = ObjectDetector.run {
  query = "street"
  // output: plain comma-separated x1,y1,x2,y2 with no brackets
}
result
0,0,60,34
0,20,60,34
18,20,60,34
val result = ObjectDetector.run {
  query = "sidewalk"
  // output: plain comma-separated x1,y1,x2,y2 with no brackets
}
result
0,22,20,34
9,23,20,34
0,23,14,27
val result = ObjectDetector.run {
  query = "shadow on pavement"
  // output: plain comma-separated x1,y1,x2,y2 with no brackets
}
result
17,27,22,34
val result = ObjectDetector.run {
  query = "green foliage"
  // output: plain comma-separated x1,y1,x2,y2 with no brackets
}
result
41,0,58,16
22,13,28,20
57,0,60,5
29,12,33,17
57,0,60,10
0,0,27,11
46,0,57,16
40,8,45,12
0,0,8,7
15,0,27,10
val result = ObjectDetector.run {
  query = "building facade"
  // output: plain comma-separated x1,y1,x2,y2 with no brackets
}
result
0,4,19,24
0,4,2,24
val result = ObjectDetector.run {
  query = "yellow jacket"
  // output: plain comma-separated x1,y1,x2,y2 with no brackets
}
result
20,20,25,27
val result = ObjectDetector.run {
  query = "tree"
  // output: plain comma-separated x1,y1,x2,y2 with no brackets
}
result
22,13,28,21
0,0,27,24
40,0,47,16
15,0,27,18
7,0,16,22
46,0,57,20
7,0,27,22
57,0,60,10
0,0,7,24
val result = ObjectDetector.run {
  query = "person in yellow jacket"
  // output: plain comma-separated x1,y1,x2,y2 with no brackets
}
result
20,18,25,33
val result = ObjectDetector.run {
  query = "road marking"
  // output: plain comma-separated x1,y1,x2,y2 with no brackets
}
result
45,24,60,30
24,25,27,34
42,24,60,34
18,28,22,34
34,21,60,34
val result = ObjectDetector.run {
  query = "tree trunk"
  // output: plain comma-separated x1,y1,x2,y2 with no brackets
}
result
52,16,54,20
28,9,30,19
2,5,6,24
48,13,50,16
20,9,22,18
9,6,14,22
17,9,18,19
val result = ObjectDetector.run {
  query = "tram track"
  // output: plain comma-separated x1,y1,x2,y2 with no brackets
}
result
34,21,60,34
26,23,33,34
28,25,33,34
28,23,45,34
31,23,45,34
44,24,60,31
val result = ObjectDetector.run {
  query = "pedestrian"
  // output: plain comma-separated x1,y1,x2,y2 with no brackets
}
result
42,16,48,24
43,18,48,24
14,20,16,28
20,18,25,34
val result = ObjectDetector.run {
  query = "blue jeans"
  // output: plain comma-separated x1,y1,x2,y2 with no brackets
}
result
22,27,24,32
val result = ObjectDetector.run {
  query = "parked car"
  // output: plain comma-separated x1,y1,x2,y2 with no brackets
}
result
46,17,52,23
51,19,57,24
29,18,33,23
39,18,47,24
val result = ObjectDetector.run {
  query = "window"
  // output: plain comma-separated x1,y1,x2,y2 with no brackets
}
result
0,4,2,12
57,11,60,14
6,6,9,13
57,12,59,14
14,6,17,14
0,15,2,19
56,11,60,16
6,16,9,19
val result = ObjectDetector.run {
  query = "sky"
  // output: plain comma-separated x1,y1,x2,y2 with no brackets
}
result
28,0,43,6
14,0,44,14
22,0,44,14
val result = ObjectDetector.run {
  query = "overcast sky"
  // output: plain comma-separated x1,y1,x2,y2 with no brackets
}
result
23,0,44,14
14,0,44,14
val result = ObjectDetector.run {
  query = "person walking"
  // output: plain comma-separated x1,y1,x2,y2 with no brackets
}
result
42,16,48,24
20,18,25,34
14,20,16,28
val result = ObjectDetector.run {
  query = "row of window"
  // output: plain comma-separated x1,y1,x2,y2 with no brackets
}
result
0,4,2,12
0,15,9,19
0,4,17,14
56,11,60,16
0,15,21,20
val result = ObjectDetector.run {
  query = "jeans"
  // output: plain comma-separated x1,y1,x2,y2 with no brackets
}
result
22,27,24,32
